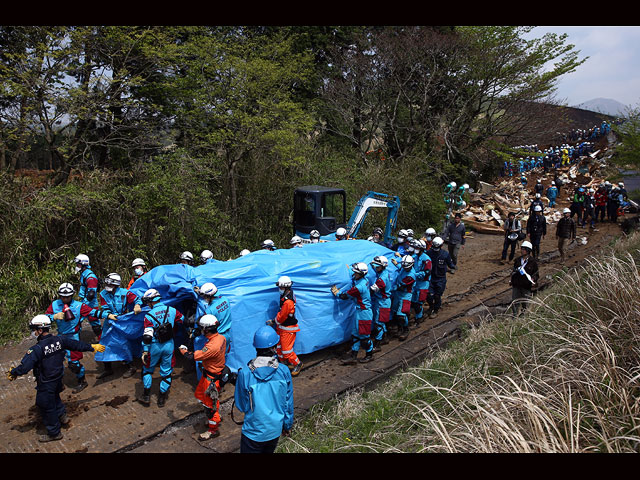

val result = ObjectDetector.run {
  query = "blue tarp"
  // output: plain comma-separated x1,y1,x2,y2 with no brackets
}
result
96,240,397,371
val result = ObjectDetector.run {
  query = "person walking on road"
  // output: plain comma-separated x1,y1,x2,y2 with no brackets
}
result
526,205,547,259
234,326,294,454
426,237,455,319
508,241,539,316
501,212,522,264
556,207,577,263
445,213,465,273
6,315,105,443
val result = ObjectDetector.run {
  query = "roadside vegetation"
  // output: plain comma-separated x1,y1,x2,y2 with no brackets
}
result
279,232,640,453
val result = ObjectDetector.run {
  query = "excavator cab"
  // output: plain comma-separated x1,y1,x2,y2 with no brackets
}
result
293,186,347,240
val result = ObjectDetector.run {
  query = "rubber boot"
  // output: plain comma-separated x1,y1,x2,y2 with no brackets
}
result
139,388,151,406
341,350,358,365
379,332,389,345
73,376,88,394
157,390,168,408
372,340,382,353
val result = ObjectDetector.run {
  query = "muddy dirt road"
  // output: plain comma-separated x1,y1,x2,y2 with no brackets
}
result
0,209,625,453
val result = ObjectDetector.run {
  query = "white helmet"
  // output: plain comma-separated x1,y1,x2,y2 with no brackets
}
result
276,275,292,288
30,314,52,330
142,288,161,303
521,241,533,251
416,239,427,250
74,254,90,266
406,229,414,237
401,255,415,269
425,227,436,236
398,229,409,238
180,251,194,262
533,205,542,212
239,249,251,257
336,227,347,239
104,273,122,287
199,314,219,331
351,262,368,276
551,181,555,186
432,237,444,248
290,235,302,245
58,282,75,297
200,250,213,262
199,282,218,297
370,255,388,268
563,208,571,214
131,258,146,268
309,229,320,239
261,239,276,250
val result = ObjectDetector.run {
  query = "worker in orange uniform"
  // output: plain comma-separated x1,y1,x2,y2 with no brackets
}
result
267,276,302,376
179,314,227,441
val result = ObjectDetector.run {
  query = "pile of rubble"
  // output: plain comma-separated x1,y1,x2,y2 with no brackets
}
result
460,150,612,235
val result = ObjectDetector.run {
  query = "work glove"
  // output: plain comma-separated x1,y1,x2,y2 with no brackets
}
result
265,319,275,327
133,304,142,315
370,284,379,293
141,351,150,364
178,345,188,354
107,314,118,322
394,252,401,257
92,344,106,353
53,312,65,321
6,370,17,381
193,286,200,294
391,259,399,266
330,285,339,297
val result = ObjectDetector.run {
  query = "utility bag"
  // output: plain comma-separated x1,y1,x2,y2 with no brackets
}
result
149,308,173,343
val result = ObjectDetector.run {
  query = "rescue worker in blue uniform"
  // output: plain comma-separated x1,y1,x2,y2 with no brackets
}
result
190,282,232,380
94,273,143,379
546,181,558,208
234,326,294,453
390,254,416,341
333,262,375,364
426,237,455,319
6,315,104,442
369,255,392,350
139,288,184,407
45,282,99,393
411,239,432,326
74,254,101,339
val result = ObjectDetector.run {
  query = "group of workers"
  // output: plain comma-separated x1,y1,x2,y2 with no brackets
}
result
501,121,612,179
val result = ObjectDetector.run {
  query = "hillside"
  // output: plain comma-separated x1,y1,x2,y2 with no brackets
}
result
576,97,630,117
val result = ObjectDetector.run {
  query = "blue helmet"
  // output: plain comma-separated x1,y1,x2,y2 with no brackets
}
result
253,325,279,350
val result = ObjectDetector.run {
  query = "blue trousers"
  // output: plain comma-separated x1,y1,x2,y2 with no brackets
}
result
36,379,66,437
142,340,174,393
428,279,447,312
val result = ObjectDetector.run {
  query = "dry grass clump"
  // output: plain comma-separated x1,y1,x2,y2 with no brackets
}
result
405,243,640,453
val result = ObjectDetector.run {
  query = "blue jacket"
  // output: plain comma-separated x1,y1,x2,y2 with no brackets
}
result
197,295,232,339
427,248,455,281
79,267,99,308
370,268,391,310
10,333,94,386
234,355,294,442
339,276,373,336
142,302,183,351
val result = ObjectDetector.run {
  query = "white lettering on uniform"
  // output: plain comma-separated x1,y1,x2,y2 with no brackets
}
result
44,341,62,356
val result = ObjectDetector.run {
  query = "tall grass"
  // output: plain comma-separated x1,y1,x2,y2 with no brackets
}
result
280,232,640,453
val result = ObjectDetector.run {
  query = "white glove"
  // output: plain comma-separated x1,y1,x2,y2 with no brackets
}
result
370,284,379,293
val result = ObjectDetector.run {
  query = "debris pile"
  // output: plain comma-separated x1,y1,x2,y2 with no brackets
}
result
459,148,613,235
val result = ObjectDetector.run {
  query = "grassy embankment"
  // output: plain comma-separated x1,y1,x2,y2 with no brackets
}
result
279,231,640,453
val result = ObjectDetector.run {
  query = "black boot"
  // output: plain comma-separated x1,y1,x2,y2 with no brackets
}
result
139,388,151,406
379,332,389,345
73,376,88,394
341,350,358,365
97,362,113,380
398,326,409,341
122,362,137,379
359,351,374,363
372,340,382,353
157,391,168,408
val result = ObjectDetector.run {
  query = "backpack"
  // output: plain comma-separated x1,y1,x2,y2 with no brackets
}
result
149,308,173,343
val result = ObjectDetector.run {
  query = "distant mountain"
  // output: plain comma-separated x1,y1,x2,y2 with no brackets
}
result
574,98,629,117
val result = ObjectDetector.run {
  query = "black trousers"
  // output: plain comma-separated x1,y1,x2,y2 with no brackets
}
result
502,237,518,260
240,433,280,453
36,378,65,437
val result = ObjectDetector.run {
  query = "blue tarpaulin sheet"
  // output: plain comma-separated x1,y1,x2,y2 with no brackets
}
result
96,240,396,371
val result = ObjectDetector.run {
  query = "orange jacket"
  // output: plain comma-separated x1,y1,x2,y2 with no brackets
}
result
194,333,226,375
276,293,299,332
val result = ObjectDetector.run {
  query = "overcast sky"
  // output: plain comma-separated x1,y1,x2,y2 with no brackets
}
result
525,26,640,109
